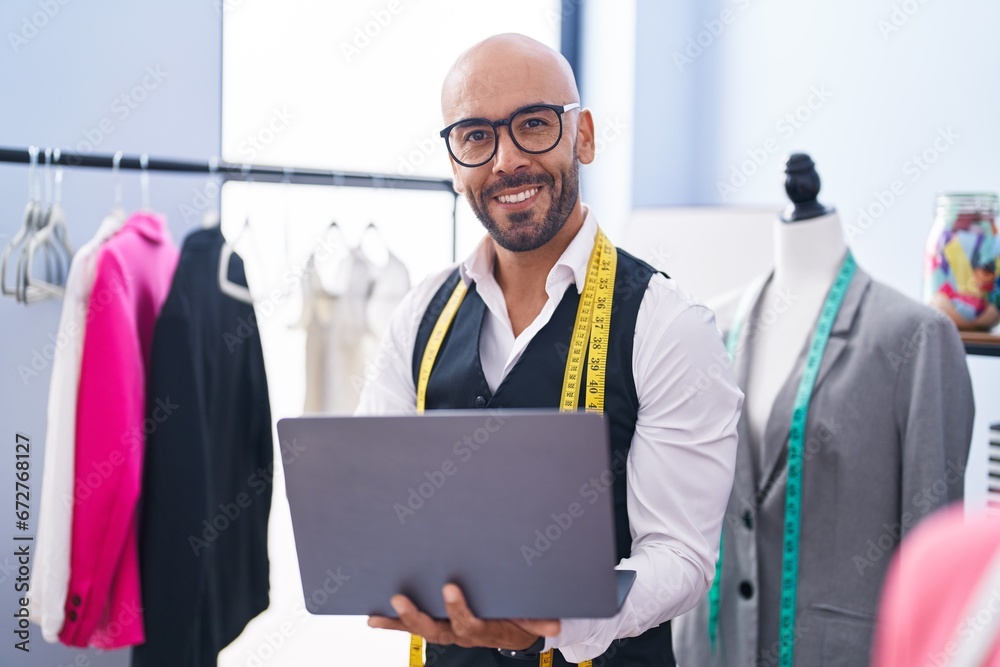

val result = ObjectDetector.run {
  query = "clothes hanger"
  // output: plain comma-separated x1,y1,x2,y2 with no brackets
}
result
217,164,253,303
23,148,74,303
16,148,64,303
1,146,41,299
108,150,127,226
281,166,292,265
359,220,391,267
201,158,221,229
139,153,152,212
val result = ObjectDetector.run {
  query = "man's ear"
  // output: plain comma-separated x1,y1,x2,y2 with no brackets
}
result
575,108,596,165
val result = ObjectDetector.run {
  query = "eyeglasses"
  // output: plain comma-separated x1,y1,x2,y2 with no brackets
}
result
439,102,581,168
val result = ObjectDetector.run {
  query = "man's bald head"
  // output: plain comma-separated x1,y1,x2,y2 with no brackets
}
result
441,33,580,124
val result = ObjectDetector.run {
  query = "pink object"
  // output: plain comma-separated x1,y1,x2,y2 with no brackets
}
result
873,504,1000,667
59,212,179,648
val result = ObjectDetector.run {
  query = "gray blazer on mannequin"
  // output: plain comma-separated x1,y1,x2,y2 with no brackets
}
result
672,267,974,667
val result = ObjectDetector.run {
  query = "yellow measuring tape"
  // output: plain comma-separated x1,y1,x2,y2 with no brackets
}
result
410,228,615,667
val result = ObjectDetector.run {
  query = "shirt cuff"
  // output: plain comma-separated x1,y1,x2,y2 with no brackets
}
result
544,618,609,663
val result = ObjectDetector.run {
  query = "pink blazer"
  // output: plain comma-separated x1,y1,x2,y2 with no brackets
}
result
874,504,1000,666
59,212,178,648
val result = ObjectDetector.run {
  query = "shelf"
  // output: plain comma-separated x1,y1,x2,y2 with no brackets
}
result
961,331,1000,357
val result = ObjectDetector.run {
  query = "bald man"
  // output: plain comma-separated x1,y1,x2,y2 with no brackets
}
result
360,34,741,665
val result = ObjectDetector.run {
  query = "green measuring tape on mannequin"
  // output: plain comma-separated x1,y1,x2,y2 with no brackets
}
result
707,252,856,666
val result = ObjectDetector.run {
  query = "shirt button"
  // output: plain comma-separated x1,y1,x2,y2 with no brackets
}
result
742,510,753,530
475,396,487,409
739,581,754,599
71,595,81,606
67,610,78,622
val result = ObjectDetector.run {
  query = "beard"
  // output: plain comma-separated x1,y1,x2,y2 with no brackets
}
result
466,149,580,253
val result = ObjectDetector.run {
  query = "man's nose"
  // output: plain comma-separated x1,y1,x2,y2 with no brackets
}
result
492,126,530,175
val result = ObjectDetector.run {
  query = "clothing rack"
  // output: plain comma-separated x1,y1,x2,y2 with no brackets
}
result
0,145,460,260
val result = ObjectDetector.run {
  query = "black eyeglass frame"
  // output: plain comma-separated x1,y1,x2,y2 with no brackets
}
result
439,102,581,168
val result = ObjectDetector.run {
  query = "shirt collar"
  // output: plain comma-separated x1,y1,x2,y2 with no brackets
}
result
459,204,599,296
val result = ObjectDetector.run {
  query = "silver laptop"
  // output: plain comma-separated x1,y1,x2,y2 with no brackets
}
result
278,409,635,619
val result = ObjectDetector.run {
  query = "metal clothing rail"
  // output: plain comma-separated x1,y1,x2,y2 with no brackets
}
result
0,145,460,260
0,146,455,192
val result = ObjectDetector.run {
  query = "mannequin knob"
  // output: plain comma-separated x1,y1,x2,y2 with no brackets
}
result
781,153,835,222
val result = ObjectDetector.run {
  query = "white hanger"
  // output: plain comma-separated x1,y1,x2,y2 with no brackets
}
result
217,164,253,303
359,220,391,268
23,148,74,303
1,146,41,299
108,150,127,226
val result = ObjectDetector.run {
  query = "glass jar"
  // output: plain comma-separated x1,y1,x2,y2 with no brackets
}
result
924,192,1000,330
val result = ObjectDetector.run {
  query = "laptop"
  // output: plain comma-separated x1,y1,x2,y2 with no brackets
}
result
278,409,636,619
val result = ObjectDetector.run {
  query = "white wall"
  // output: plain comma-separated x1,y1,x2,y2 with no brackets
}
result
0,1,221,665
628,0,1000,510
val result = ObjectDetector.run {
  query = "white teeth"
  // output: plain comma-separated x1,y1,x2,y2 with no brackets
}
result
498,188,538,203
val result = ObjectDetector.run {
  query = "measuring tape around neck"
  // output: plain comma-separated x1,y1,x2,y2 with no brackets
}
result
707,252,856,666
409,228,616,667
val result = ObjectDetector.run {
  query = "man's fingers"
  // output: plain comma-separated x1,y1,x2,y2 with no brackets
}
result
442,583,484,639
367,615,408,632
391,594,454,644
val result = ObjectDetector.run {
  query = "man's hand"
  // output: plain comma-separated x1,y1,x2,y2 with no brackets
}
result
367,583,561,651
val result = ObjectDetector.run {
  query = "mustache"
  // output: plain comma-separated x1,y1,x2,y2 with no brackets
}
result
483,172,554,199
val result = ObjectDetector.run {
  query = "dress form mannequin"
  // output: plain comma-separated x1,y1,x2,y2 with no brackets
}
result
744,154,847,456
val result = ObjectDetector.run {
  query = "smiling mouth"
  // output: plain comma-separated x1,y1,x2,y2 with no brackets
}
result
495,187,540,204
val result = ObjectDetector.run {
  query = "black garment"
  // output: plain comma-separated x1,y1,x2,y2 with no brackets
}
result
412,250,675,667
134,227,272,667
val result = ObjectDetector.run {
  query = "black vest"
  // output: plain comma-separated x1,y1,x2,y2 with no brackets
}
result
412,249,676,667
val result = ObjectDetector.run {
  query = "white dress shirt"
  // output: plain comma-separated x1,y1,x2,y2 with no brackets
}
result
30,213,122,642
356,205,742,662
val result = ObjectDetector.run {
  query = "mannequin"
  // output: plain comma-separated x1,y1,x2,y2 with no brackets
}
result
744,154,847,460
673,153,975,667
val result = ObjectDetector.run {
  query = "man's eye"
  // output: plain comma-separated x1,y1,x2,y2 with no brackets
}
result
462,129,491,143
